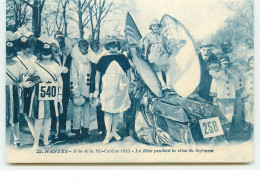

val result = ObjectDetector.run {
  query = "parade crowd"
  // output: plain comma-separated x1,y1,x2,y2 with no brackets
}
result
6,18,254,150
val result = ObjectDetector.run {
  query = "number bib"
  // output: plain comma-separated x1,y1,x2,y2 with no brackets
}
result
199,117,224,139
38,82,58,101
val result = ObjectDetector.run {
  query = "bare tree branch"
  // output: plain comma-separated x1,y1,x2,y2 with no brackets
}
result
21,0,34,8
68,16,78,23
82,0,92,13
40,0,46,11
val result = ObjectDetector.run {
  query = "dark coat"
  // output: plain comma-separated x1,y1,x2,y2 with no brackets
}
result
198,52,218,102
53,53,72,98
60,54,72,95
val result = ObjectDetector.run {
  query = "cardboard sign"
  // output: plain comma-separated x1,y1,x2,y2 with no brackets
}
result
38,82,58,101
199,117,224,139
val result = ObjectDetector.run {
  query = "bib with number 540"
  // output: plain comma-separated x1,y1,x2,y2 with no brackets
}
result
199,117,224,139
38,82,58,101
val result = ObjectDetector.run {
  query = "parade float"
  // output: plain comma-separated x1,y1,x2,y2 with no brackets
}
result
124,12,230,146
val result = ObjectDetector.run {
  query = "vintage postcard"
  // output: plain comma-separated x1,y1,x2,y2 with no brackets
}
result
5,0,254,163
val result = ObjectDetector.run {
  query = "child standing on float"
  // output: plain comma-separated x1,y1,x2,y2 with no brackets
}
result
29,35,65,149
6,31,34,149
13,26,38,138
94,36,131,144
142,19,170,90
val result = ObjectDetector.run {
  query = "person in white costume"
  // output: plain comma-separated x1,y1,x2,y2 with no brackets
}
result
6,31,34,149
29,35,65,149
13,26,37,138
70,39,96,139
94,36,131,144
209,55,240,123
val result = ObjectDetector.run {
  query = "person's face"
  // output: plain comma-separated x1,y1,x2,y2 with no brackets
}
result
108,42,118,53
51,43,60,54
91,43,100,52
151,24,160,33
200,47,212,60
42,54,52,59
246,40,254,49
221,59,229,69
79,44,89,55
222,42,232,54
249,59,254,69
56,36,65,49
21,47,31,55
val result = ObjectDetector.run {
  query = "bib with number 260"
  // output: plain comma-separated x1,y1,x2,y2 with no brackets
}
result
38,82,58,101
199,117,224,139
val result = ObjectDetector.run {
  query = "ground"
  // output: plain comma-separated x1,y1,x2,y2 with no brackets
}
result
6,107,146,151
6,104,253,152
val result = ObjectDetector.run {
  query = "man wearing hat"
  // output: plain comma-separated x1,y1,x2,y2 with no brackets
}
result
198,41,218,102
53,31,72,140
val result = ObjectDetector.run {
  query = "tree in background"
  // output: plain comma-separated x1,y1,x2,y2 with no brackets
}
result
88,0,113,43
69,0,113,41
21,0,46,38
226,0,253,37
6,0,31,31
41,1,56,36
41,0,70,36
70,0,92,39
209,0,253,48
60,0,70,37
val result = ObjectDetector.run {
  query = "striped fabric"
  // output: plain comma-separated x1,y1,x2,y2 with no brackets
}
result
125,12,163,97
29,83,62,120
6,85,19,124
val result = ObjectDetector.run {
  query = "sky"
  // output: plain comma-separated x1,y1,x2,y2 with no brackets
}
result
102,0,239,41
5,0,242,42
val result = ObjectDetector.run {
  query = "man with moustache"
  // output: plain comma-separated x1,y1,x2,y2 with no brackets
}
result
198,41,218,102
